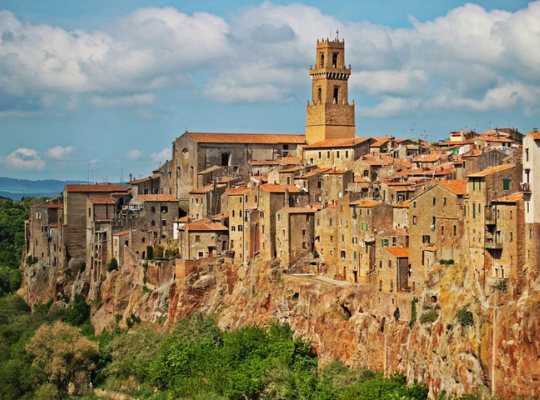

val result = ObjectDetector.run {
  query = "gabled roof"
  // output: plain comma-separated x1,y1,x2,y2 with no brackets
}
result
386,247,409,258
435,179,468,196
349,199,381,208
260,184,301,193
88,197,115,205
280,166,303,173
305,137,371,149
184,222,229,231
137,194,178,202
467,163,515,178
248,161,279,166
65,184,126,193
185,132,306,144
227,187,250,195
529,131,540,140
491,192,523,203
298,167,331,179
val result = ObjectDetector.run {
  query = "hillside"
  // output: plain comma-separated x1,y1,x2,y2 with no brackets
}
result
0,177,88,200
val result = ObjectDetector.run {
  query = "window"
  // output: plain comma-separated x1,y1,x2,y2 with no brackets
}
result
337,151,340,158
262,225,265,233
413,216,417,225
318,151,322,159
367,209,370,216
345,151,349,158
151,220,156,227
329,218,333,226
341,251,345,259
443,197,447,206
526,148,529,162
238,225,242,231
162,219,166,227
422,235,430,243
441,226,445,235
151,206,156,213
231,226,235,232
302,229,307,237
381,239,389,247
388,260,392,269
510,232,513,242
432,197,436,206
330,235,334,243
503,178,510,191
302,242,307,249
221,153,230,166
392,237,396,246
413,201,417,209
195,235,201,242
327,151,330,158
342,234,345,243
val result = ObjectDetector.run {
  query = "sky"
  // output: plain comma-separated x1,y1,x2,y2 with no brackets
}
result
0,0,539,182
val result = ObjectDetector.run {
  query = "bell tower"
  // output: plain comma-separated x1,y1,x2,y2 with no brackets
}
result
306,38,355,144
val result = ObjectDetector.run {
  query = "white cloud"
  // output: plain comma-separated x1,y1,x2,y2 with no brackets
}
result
150,148,171,165
2,2,540,115
127,149,143,160
46,145,74,160
4,148,46,170
90,93,155,107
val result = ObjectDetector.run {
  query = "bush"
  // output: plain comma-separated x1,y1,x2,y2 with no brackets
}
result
63,294,90,326
493,279,507,292
107,257,118,272
409,297,419,329
420,310,439,324
154,245,165,259
456,306,474,327
146,246,153,260
26,255,38,265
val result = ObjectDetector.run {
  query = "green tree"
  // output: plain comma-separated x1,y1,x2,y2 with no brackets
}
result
63,294,90,326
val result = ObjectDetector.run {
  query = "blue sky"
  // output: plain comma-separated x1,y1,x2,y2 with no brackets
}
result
0,0,538,181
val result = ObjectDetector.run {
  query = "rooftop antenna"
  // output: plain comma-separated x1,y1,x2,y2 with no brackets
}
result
121,168,124,184
87,163,90,182
336,29,339,40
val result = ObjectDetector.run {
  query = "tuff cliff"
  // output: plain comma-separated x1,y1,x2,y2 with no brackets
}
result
21,254,540,399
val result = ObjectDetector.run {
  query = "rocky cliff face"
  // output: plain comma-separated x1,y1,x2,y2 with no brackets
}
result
21,255,540,398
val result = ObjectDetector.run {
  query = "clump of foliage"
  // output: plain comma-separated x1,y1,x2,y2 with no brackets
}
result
420,310,439,324
456,306,474,327
440,259,455,265
107,257,118,272
409,297,419,328
63,294,90,327
492,279,507,292
146,245,153,260
153,244,165,259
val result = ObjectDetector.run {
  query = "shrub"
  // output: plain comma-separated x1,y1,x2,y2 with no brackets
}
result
154,244,165,259
78,261,86,273
63,294,90,326
456,306,474,327
146,246,153,260
26,255,38,265
493,279,507,292
409,297,419,329
107,257,118,272
420,310,439,324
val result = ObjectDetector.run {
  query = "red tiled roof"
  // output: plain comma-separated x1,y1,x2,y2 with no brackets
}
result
298,167,331,179
529,131,540,140
190,185,215,194
350,199,381,207
248,161,278,166
280,166,303,173
413,154,442,163
48,223,59,228
260,184,301,193
138,194,178,202
324,169,348,175
65,184,126,193
305,137,371,149
468,163,515,178
435,179,468,196
227,187,250,195
278,156,303,165
45,203,64,209
492,192,524,203
113,231,130,236
185,222,229,231
186,132,306,144
88,197,115,205
386,247,409,258
199,166,222,175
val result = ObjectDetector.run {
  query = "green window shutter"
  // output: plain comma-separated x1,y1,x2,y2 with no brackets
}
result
473,180,476,191
503,178,510,191
354,251,357,259
473,203,476,219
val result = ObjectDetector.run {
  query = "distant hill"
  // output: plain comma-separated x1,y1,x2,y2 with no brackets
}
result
0,177,89,200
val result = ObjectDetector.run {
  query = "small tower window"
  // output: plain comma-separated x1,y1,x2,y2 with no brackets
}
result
332,53,338,67
317,87,322,103
320,53,324,68
333,86,339,103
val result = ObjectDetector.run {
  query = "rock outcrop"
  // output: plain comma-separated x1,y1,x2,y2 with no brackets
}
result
21,254,540,398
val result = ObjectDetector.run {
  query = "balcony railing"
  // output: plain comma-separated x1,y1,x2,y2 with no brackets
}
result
485,238,503,250
519,182,531,192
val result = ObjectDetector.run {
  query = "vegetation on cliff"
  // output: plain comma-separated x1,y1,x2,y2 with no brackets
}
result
0,196,45,297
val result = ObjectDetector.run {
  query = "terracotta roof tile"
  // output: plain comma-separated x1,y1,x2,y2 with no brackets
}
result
467,163,515,178
278,156,303,165
227,187,251,195
113,231,130,236
305,137,371,149
45,203,64,209
529,131,540,140
386,247,409,258
324,169,348,175
199,166,222,175
260,184,301,193
492,192,523,203
435,179,468,196
280,166,303,173
350,199,381,208
65,184,126,193
137,194,178,202
88,197,115,205
298,167,331,178
184,222,229,231
248,161,279,166
186,132,306,144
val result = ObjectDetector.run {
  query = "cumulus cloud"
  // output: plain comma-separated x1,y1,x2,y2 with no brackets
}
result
360,97,422,118
127,149,143,160
151,148,171,165
46,145,74,160
2,1,540,116
4,148,45,170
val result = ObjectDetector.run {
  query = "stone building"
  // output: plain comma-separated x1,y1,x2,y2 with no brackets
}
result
377,247,409,293
129,194,180,246
275,207,316,268
320,169,354,204
170,132,306,210
178,221,229,260
188,184,226,220
408,180,467,295
27,201,65,268
304,137,372,169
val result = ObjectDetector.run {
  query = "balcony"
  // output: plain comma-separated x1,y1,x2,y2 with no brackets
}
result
519,182,531,192
484,208,496,225
485,238,503,250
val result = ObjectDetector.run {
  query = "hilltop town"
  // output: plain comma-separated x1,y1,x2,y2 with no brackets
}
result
21,39,540,398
